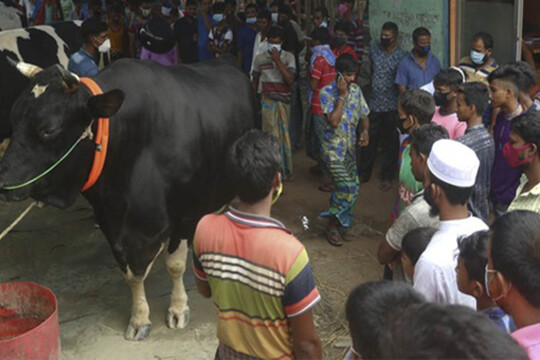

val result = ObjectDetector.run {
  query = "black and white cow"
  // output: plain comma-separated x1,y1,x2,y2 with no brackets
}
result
0,0,27,31
0,21,82,142
0,57,255,341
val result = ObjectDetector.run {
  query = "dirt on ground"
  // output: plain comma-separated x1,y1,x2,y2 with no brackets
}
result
0,151,396,360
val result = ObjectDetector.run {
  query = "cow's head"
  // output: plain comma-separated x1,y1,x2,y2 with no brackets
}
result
0,62,124,208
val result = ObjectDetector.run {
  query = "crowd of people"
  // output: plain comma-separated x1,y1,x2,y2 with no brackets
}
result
11,0,540,358
188,1,540,359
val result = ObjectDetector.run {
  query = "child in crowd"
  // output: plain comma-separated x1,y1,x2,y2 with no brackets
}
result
431,68,466,139
401,227,437,281
252,25,296,179
456,231,516,333
208,2,233,58
345,281,425,360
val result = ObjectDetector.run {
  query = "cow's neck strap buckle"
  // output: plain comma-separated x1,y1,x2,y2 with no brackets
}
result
80,77,110,192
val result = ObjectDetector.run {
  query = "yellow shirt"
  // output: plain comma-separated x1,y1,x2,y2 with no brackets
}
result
508,175,540,213
107,24,126,55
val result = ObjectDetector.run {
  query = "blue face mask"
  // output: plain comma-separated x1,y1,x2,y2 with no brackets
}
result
246,16,256,24
213,13,224,22
320,21,327,28
470,50,486,65
271,12,278,23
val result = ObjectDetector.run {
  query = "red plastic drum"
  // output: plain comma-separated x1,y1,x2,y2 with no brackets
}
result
0,282,60,360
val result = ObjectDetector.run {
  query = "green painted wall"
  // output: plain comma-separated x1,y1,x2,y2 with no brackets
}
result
369,0,448,67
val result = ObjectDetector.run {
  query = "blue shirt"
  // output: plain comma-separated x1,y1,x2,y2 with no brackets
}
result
481,307,516,334
237,24,257,75
68,48,99,77
369,42,407,112
197,12,216,61
395,51,441,90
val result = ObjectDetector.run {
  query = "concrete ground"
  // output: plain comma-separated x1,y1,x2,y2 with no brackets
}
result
0,151,396,360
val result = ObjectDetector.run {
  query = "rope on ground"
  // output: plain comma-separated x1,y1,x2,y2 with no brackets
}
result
0,201,38,242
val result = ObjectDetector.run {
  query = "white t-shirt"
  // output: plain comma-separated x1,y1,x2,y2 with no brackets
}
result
413,215,488,308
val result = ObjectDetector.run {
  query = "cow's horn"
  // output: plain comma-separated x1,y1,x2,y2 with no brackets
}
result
8,58,43,78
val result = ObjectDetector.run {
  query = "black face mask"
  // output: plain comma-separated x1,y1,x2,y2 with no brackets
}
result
433,91,450,107
398,116,410,134
424,185,439,217
380,38,392,48
335,36,347,48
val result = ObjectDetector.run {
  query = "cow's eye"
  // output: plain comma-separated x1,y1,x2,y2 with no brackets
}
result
39,128,59,141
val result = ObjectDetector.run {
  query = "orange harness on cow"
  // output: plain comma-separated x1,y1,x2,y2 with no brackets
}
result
80,77,109,192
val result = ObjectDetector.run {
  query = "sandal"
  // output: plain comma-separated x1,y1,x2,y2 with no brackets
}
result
327,229,344,247
339,226,353,242
318,182,333,192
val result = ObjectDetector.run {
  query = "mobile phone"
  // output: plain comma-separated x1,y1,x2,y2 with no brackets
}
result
337,72,344,81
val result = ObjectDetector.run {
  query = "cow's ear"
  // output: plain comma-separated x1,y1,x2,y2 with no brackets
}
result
87,90,125,118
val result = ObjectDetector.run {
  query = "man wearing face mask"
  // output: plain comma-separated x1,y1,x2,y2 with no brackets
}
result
487,211,540,360
312,6,328,30
332,21,357,62
252,25,296,179
237,3,258,74
459,32,498,85
413,139,487,307
505,111,540,212
208,2,233,57
431,69,467,140
68,18,110,77
337,0,364,68
358,21,406,189
395,27,441,94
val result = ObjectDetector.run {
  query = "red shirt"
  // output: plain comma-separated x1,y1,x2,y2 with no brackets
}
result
311,56,336,116
333,45,359,63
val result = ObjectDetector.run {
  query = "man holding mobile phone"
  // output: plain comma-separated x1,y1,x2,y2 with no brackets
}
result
319,53,370,246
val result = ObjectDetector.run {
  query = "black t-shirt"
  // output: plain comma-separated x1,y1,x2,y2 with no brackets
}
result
173,16,198,64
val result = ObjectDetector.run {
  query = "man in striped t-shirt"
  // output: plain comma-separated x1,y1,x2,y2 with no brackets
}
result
193,130,322,360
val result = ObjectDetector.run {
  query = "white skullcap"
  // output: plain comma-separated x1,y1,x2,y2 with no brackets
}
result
427,139,480,188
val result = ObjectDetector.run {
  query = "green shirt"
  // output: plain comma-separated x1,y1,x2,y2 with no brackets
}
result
398,145,423,214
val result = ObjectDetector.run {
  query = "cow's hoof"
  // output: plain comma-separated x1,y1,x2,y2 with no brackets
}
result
166,307,190,329
124,322,152,341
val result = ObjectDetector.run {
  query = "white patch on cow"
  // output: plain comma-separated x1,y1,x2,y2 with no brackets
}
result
123,243,164,339
165,240,190,329
31,84,48,98
0,24,77,67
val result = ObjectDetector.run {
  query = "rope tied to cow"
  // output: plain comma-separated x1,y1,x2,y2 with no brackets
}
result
0,201,43,242
2,122,94,191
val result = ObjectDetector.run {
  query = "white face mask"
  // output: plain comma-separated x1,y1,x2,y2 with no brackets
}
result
97,38,111,53
271,12,278,23
320,21,327,28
